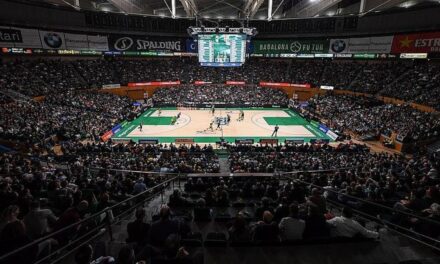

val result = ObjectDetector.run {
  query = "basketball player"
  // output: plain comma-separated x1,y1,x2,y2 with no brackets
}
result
211,105,215,116
158,108,162,116
227,114,231,124
177,112,181,119
139,122,143,132
271,124,279,137
216,119,221,130
208,121,214,131
238,110,244,121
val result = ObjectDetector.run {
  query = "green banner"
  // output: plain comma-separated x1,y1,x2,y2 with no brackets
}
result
353,53,377,59
310,120,320,128
253,39,329,54
120,120,129,128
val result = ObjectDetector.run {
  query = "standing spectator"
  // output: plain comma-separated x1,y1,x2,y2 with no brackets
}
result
126,208,150,248
23,200,58,239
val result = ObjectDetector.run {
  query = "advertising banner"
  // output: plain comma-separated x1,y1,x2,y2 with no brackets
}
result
194,81,212,85
10,27,42,48
109,34,184,52
253,39,329,54
259,82,292,87
186,38,197,53
291,83,311,88
400,53,428,59
101,130,113,142
111,124,123,134
329,36,393,53
260,82,311,88
391,32,440,53
102,84,121,89
127,81,181,87
326,130,338,140
320,85,334,90
226,81,246,85
318,124,329,133
64,33,88,50
87,35,109,51
39,30,66,49
0,27,22,44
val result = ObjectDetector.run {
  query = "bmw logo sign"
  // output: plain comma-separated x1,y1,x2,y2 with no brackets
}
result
331,39,346,53
44,33,63,49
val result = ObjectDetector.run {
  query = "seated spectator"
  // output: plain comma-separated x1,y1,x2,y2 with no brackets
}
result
126,208,150,248
74,244,116,264
228,212,251,243
304,205,329,239
153,234,202,264
193,198,211,222
133,178,147,195
252,211,279,242
0,204,20,233
274,197,290,223
279,203,305,241
74,244,94,264
327,207,379,239
116,245,137,264
307,188,327,216
255,197,274,221
149,205,179,248
216,190,230,207
169,189,191,207
54,200,89,244
0,220,38,264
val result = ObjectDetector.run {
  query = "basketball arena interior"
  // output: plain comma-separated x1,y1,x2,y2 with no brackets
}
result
1,0,440,263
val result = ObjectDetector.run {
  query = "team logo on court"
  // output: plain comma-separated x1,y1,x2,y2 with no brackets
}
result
331,39,347,53
44,33,63,48
114,37,134,51
289,41,302,53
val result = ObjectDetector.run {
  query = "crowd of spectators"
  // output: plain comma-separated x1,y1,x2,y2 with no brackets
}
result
307,94,440,141
380,62,440,109
0,148,175,263
58,142,220,173
152,85,288,106
0,139,439,262
228,143,373,173
0,91,137,147
1,58,439,109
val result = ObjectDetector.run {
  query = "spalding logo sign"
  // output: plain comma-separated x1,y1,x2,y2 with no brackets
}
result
114,37,134,51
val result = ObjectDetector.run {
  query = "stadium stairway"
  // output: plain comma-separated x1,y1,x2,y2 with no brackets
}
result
376,67,414,96
218,158,231,174
215,149,231,174
2,89,32,102
427,139,440,154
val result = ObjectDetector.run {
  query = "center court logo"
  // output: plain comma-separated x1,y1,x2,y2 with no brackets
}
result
44,33,63,48
331,39,347,53
114,37,134,51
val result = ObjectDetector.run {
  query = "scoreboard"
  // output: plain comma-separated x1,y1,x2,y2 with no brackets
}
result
198,34,246,67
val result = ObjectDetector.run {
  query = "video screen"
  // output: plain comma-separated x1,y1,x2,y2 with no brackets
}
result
198,34,246,66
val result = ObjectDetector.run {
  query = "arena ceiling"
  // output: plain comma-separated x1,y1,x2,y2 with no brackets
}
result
37,0,440,20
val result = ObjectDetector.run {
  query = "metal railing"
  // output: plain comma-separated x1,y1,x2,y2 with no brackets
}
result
0,171,182,264
280,169,440,252
2,166,440,263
